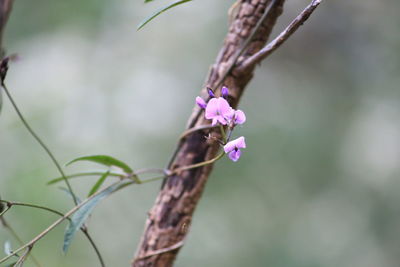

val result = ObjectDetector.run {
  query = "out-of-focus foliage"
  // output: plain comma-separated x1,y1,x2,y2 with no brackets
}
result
1,0,400,266
137,0,193,30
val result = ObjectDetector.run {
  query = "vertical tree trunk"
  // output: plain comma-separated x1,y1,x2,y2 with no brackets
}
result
133,0,285,266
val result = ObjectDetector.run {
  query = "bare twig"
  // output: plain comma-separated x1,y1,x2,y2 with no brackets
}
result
0,181,126,265
0,200,105,266
0,81,79,206
237,0,322,72
81,229,106,267
1,218,42,267
13,245,32,267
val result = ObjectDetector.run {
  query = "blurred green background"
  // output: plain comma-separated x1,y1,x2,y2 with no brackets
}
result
1,0,400,266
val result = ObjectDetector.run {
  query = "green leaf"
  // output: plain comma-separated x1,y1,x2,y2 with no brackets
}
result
66,155,133,174
47,171,123,185
87,171,110,197
144,0,155,2
137,0,193,31
63,183,120,253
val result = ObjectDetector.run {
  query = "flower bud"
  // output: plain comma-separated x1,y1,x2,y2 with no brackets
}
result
207,87,215,98
221,86,229,99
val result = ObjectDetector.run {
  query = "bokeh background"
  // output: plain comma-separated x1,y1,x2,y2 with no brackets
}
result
1,0,400,266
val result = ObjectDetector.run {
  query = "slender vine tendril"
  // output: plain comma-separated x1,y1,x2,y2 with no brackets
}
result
0,60,105,266
0,81,78,206
0,200,105,267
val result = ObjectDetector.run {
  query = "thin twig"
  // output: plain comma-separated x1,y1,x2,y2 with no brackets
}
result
237,0,322,72
0,203,11,217
1,218,42,267
0,181,126,265
0,81,78,206
1,79,107,265
178,124,217,140
81,229,105,267
13,245,32,267
0,200,105,266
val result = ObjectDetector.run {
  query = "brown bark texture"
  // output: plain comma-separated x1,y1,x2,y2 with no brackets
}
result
133,0,285,266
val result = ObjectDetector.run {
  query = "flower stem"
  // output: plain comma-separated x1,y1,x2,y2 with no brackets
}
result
173,152,225,173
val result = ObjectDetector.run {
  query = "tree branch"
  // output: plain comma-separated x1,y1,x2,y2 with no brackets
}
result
237,0,323,72
132,0,286,266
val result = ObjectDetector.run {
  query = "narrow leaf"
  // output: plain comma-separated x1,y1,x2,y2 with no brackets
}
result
144,0,155,2
66,155,133,174
63,183,119,253
47,171,122,185
87,171,110,197
137,0,193,30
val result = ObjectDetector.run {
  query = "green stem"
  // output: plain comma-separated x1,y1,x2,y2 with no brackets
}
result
141,175,166,184
47,171,123,185
174,152,225,173
0,204,11,217
81,229,105,267
1,218,42,267
14,245,32,267
1,82,78,206
0,181,127,264
0,201,64,217
179,125,218,140
0,200,105,267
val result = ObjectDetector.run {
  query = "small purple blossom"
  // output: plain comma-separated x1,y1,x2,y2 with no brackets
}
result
205,97,234,126
224,136,246,162
196,96,207,109
221,86,229,99
233,110,246,125
207,87,215,98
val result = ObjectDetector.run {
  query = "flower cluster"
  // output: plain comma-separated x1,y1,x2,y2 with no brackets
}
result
196,86,247,162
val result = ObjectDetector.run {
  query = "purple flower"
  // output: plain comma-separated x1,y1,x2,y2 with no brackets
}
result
233,110,246,125
205,97,234,126
221,86,229,99
196,96,207,109
207,87,215,98
224,136,246,162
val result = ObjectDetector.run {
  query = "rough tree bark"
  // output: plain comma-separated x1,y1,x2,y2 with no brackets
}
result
132,0,321,266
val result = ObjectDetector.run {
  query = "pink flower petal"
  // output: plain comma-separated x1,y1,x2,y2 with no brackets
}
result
235,136,246,149
228,149,241,162
205,97,234,125
223,140,236,153
234,110,246,125
217,98,233,118
205,98,219,119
